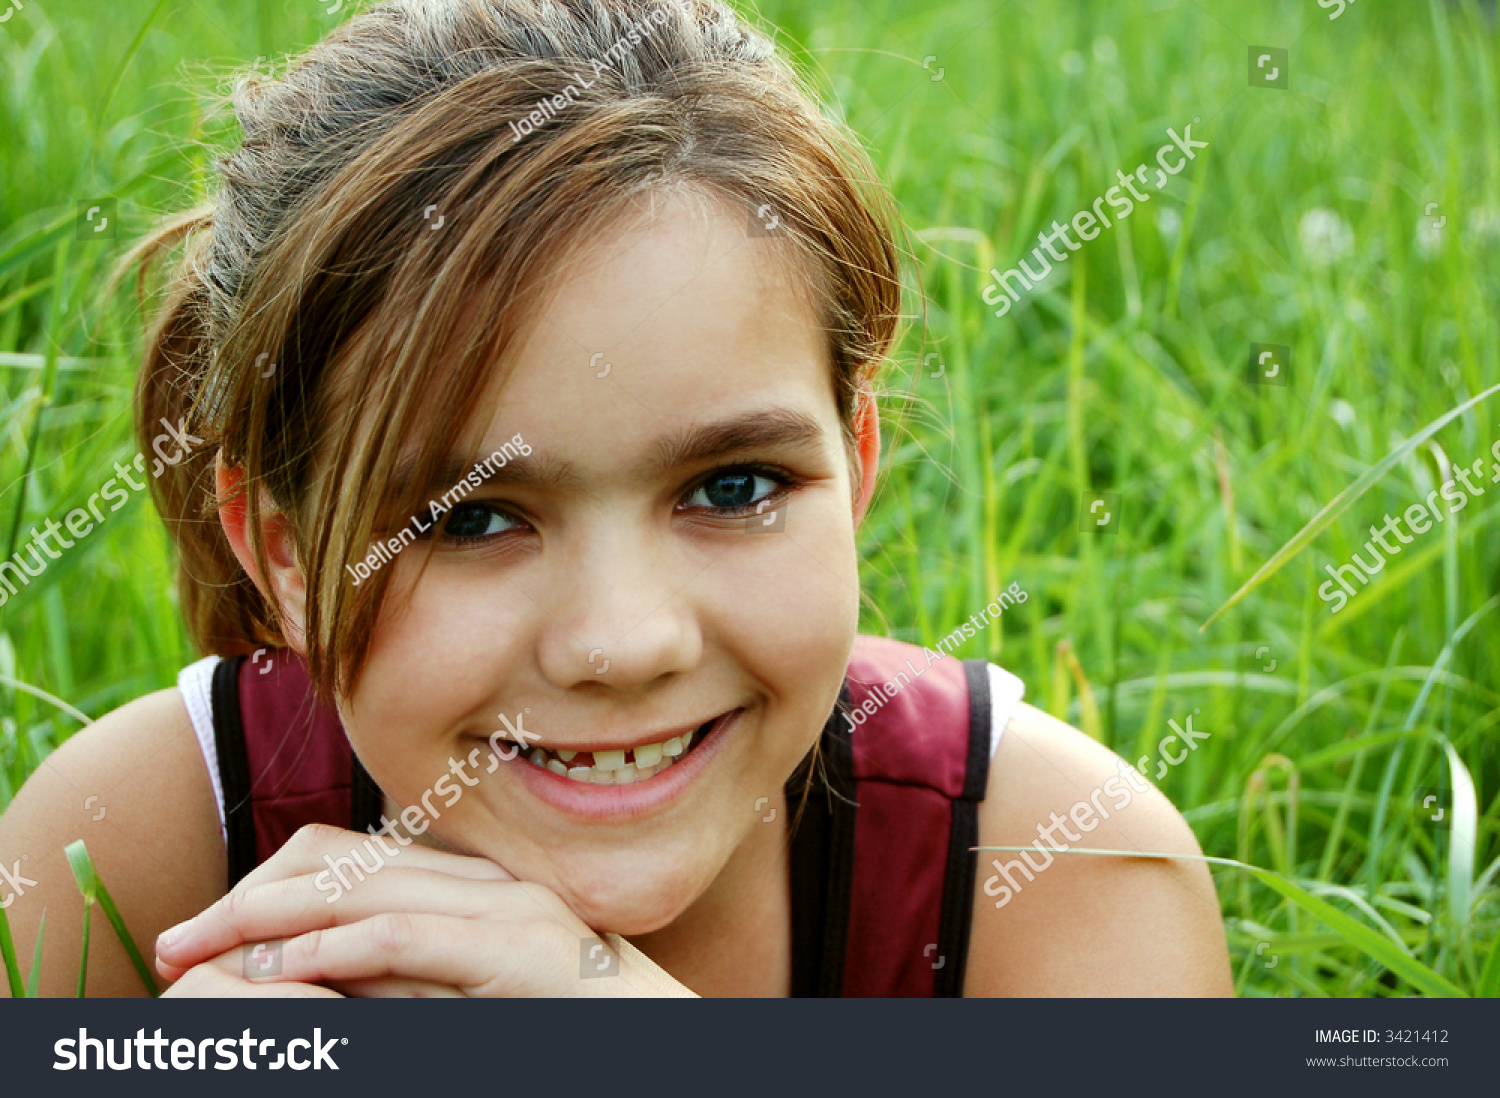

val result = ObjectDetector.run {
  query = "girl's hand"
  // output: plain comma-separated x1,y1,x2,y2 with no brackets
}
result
155,824,696,998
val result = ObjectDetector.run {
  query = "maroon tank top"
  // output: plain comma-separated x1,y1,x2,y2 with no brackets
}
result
210,635,993,996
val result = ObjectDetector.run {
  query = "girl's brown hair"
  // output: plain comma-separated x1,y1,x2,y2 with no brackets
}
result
127,0,900,701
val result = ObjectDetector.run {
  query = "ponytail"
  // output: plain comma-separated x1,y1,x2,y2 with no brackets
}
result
120,210,277,656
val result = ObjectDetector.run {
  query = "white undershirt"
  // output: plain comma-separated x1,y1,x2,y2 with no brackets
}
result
178,655,1027,844
178,655,224,842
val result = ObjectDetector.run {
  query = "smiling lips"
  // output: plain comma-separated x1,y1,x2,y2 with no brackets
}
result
514,717,718,786
498,708,744,819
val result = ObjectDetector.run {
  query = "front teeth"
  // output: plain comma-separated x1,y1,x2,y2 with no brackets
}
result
592,749,626,772
527,726,703,785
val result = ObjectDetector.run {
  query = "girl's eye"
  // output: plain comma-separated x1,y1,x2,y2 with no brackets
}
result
682,469,788,513
439,502,524,541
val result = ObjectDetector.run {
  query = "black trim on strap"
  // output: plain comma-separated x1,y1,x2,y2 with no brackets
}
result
785,683,858,997
960,658,994,803
785,769,829,997
932,658,993,997
818,699,858,997
350,753,384,837
211,655,258,892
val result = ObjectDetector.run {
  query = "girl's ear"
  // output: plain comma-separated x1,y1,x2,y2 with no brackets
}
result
215,453,309,653
851,381,881,527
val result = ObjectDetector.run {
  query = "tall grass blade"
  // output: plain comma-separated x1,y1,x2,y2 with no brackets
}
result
0,899,23,998
24,909,44,999
1366,596,1500,897
82,0,176,176
1444,743,1477,936
64,839,158,997
1478,934,1500,998
1201,383,1500,630
76,899,90,999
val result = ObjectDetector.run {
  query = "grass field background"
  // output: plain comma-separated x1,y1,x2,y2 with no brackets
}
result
1,0,1497,997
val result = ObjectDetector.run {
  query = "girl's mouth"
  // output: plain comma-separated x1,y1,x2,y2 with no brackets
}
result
491,707,745,820
504,711,738,792
521,718,713,786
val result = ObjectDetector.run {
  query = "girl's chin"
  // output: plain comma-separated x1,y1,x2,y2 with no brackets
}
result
541,859,716,935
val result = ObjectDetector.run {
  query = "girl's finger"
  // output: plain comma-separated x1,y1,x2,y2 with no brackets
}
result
189,934,469,996
237,823,515,892
327,976,468,998
163,958,344,998
262,912,588,997
159,823,516,959
156,868,568,970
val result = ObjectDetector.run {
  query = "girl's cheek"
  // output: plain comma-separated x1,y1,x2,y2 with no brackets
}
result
717,493,861,691
347,564,529,744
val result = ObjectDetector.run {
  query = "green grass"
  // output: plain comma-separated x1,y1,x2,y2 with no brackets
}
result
1,0,1498,997
0,839,157,996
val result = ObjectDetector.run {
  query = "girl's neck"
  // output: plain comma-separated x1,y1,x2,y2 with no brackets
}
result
625,790,792,997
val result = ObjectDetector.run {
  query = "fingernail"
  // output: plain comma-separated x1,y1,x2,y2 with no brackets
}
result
157,919,192,950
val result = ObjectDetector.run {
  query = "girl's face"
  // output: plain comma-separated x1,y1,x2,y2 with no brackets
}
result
338,189,869,933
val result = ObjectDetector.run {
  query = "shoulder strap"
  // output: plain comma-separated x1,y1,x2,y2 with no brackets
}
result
786,639,992,997
785,685,858,997
351,754,384,836
211,655,258,891
932,658,992,996
209,651,385,891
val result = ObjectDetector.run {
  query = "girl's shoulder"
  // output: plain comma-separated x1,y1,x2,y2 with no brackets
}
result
965,702,1233,996
0,682,224,996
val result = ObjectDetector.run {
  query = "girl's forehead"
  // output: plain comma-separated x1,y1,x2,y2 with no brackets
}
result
355,187,839,499
525,188,820,347
462,193,833,428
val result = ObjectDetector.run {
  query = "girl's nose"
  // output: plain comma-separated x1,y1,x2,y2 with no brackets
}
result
535,534,703,691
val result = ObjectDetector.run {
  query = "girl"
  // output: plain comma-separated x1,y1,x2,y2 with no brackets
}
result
0,0,1230,997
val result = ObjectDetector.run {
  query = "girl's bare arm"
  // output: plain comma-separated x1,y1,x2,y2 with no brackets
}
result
0,689,225,997
965,702,1233,997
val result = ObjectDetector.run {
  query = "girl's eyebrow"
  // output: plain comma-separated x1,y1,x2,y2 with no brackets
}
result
649,406,827,473
391,451,580,500
397,407,828,498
